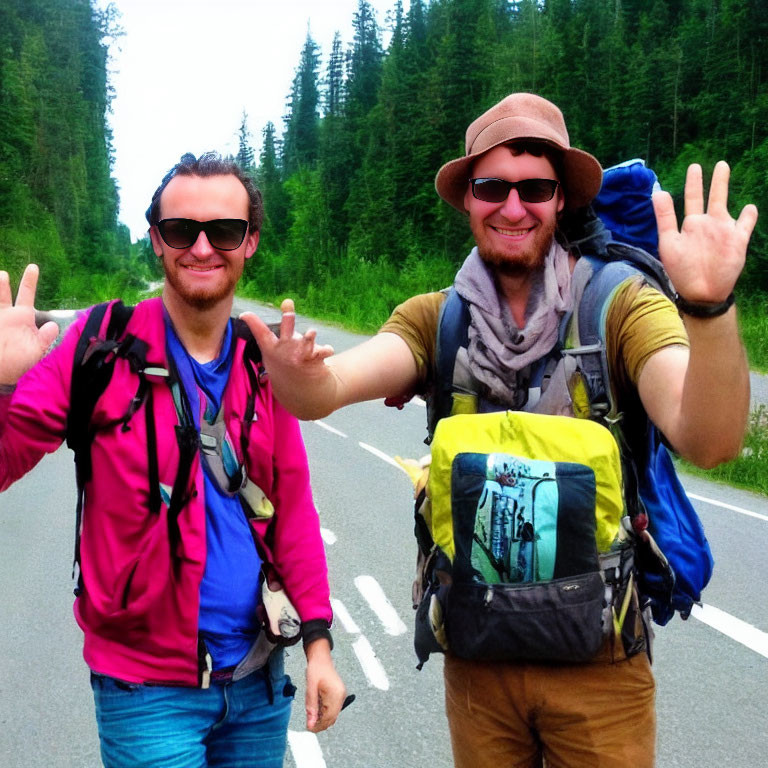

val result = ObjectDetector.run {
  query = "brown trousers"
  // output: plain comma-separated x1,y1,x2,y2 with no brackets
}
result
443,645,656,768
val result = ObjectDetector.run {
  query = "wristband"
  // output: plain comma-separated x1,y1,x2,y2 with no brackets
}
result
674,291,735,318
302,619,334,651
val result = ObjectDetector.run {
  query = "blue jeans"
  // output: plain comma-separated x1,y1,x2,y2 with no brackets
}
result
91,654,295,768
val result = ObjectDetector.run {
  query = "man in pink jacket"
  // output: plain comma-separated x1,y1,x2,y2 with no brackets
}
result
0,152,346,767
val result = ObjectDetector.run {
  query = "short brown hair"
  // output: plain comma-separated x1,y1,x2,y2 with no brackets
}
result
145,152,263,232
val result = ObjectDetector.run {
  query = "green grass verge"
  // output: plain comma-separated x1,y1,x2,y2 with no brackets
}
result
739,293,768,373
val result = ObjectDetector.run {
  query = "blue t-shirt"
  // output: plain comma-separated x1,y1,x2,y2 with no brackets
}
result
165,316,262,669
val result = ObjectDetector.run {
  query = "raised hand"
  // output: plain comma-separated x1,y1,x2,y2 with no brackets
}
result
0,264,59,386
240,298,339,419
652,161,758,303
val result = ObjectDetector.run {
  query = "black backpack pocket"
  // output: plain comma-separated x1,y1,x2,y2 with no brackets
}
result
444,570,607,663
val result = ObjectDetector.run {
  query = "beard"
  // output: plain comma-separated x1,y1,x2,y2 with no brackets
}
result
472,217,557,277
162,259,242,311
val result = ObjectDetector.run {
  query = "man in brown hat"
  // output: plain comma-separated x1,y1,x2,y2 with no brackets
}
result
242,93,757,767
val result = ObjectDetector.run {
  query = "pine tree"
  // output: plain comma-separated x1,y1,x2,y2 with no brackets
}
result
236,111,256,175
282,30,321,176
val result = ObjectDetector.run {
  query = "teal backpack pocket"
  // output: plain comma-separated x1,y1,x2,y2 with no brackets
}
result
451,452,600,585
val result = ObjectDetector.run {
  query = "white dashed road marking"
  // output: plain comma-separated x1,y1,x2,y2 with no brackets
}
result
358,441,404,470
320,527,337,545
331,598,361,634
288,731,327,768
352,634,390,691
354,575,408,636
691,604,768,659
313,420,348,438
687,492,768,522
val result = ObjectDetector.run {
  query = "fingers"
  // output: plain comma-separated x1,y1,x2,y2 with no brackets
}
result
305,676,346,733
707,160,730,215
652,190,679,236
305,682,320,732
38,321,60,352
15,264,40,308
736,203,759,241
683,163,704,217
239,311,277,349
279,298,296,340
0,271,10,308
306,694,343,733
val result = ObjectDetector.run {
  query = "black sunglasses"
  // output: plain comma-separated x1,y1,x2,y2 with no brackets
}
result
470,178,560,204
156,218,249,251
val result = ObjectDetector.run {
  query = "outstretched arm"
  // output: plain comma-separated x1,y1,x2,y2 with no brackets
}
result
640,162,757,467
241,299,419,420
0,265,60,387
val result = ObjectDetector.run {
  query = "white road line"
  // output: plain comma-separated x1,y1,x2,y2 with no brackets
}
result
47,309,77,318
687,492,768,522
354,575,408,636
691,604,768,659
358,441,409,472
331,598,361,634
320,528,337,545
352,635,390,690
287,731,327,768
313,420,348,438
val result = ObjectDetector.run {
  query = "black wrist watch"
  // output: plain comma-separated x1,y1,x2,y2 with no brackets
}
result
674,291,735,318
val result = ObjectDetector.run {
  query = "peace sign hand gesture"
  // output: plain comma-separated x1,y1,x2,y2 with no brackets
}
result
652,161,758,305
0,264,59,386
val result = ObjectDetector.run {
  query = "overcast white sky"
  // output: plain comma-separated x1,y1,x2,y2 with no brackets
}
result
97,0,401,240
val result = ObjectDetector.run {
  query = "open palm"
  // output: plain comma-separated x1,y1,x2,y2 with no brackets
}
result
652,161,758,304
0,264,59,386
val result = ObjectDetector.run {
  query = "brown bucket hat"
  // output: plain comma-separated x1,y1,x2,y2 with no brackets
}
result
435,92,603,212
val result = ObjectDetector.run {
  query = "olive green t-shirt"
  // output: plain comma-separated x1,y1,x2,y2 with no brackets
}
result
379,276,688,403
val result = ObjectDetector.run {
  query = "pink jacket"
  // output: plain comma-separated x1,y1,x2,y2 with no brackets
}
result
0,298,331,685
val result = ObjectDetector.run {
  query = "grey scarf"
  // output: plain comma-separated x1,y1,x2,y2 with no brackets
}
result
453,242,572,403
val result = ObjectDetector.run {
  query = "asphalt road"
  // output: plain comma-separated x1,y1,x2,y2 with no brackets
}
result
1,298,766,767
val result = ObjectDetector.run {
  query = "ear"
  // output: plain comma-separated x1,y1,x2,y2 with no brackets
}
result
463,184,473,212
244,230,260,259
149,226,164,257
556,186,565,214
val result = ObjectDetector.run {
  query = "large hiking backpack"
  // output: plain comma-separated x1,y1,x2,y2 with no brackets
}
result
410,161,714,666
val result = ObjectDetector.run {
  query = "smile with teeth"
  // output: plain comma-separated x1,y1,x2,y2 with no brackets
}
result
183,264,222,272
492,225,534,237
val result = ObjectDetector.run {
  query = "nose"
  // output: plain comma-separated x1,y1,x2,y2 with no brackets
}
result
499,187,527,220
189,229,216,258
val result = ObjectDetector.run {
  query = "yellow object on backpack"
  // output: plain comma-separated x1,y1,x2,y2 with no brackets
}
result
428,410,625,564
412,409,630,665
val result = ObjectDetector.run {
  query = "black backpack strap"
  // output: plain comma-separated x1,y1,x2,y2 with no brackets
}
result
426,288,469,443
67,301,136,587
233,317,264,455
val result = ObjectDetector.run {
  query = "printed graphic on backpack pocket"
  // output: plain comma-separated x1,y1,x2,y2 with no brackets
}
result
451,452,599,585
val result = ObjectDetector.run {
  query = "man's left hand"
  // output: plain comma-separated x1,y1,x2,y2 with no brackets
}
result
304,639,346,733
652,161,758,303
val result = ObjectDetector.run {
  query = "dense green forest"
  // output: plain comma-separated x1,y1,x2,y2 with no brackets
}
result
1,0,766,324
0,0,137,306
232,0,768,335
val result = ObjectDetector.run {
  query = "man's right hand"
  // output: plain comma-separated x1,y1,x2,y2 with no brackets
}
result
241,298,340,420
241,298,421,421
0,264,59,387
